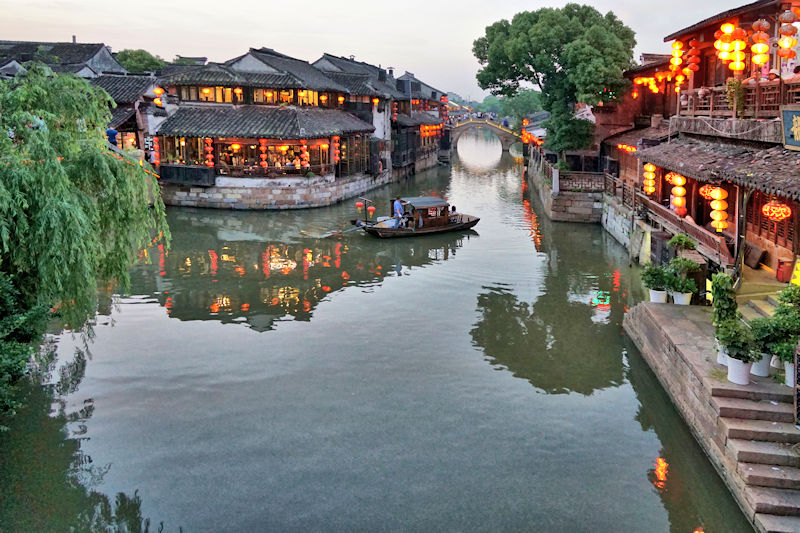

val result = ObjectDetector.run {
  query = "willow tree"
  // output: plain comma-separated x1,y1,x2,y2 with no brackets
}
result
473,4,636,156
0,64,168,418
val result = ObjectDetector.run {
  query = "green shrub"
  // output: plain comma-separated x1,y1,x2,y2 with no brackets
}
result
750,317,779,355
641,264,669,291
667,275,697,295
711,272,738,326
716,319,758,363
669,256,700,278
774,340,798,364
667,233,697,253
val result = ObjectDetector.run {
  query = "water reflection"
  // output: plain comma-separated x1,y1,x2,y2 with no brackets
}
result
0,350,163,531
131,207,477,331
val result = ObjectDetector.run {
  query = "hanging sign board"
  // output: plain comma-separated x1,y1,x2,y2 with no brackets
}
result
780,105,800,151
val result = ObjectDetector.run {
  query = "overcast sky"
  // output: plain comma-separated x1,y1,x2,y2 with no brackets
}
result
3,0,736,99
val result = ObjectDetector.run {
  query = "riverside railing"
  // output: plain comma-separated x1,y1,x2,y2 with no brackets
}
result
679,79,800,119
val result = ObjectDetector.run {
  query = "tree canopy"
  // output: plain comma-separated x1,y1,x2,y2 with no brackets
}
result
500,89,542,127
473,4,635,154
0,64,168,420
115,49,165,73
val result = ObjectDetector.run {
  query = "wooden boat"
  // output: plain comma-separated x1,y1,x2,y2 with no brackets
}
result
353,196,479,238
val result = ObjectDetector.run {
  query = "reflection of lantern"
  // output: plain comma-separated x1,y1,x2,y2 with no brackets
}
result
762,201,792,222
367,205,376,218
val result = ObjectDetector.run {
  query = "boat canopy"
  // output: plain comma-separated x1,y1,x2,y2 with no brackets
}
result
401,196,449,208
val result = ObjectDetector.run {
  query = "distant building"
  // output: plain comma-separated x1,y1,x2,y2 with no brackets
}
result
90,74,163,150
0,40,126,78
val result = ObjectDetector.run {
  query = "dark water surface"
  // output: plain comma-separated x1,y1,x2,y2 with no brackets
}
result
1,132,751,532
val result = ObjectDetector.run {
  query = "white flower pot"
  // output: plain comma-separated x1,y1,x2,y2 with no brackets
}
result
751,353,771,377
649,289,668,303
785,362,796,388
771,355,782,369
716,339,728,366
727,358,752,385
672,292,693,305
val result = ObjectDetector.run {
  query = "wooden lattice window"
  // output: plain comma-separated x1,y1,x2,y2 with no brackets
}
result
746,191,795,250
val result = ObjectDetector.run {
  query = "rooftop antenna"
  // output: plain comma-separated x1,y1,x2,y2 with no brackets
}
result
72,35,76,43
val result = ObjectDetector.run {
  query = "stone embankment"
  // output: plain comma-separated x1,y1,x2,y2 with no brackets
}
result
624,302,800,533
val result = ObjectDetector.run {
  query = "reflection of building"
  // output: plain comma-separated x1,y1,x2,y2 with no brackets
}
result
132,209,472,332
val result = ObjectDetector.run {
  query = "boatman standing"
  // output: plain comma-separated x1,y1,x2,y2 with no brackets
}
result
393,196,405,227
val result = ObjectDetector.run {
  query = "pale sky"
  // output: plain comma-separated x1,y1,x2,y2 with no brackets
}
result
3,0,736,99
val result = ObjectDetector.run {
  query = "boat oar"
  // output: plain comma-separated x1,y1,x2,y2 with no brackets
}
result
300,225,363,239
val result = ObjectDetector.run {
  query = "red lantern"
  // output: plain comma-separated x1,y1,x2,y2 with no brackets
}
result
366,205,376,218
699,184,715,200
762,201,792,222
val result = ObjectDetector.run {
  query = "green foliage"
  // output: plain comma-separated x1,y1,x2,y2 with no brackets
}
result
641,264,669,291
667,275,697,295
172,56,199,65
500,89,542,126
473,4,635,155
774,340,797,363
777,285,800,307
476,95,503,114
0,64,169,421
725,79,745,116
750,317,778,355
668,256,700,278
667,233,696,253
115,49,165,73
716,319,758,363
711,273,739,326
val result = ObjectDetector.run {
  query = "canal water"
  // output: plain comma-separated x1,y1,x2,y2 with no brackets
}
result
1,131,751,532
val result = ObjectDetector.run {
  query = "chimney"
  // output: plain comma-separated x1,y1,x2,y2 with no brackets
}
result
349,55,355,61
72,35,76,43
378,69,386,81
651,114,663,128
387,67,394,77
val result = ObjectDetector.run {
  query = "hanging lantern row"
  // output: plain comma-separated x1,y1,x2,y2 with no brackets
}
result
713,23,747,73
763,200,792,222
685,39,700,73
151,137,160,166
751,19,771,66
669,173,688,217
300,139,310,169
421,124,442,138
332,135,340,163
698,184,716,200
204,137,214,168
669,40,684,72
709,187,729,232
392,101,398,122
778,10,799,60
258,138,268,168
642,163,656,195
617,143,637,153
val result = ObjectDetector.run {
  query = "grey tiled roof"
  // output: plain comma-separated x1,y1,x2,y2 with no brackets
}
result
242,48,346,92
396,112,442,128
108,106,137,128
0,41,103,65
324,72,403,99
156,105,375,139
92,74,155,104
636,136,800,201
160,63,299,89
315,54,406,99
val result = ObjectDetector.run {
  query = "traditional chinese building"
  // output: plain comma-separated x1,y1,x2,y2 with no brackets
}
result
90,74,163,150
634,0,800,274
0,39,126,78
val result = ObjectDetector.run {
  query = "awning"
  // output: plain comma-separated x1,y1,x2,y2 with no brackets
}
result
108,106,136,129
636,137,800,201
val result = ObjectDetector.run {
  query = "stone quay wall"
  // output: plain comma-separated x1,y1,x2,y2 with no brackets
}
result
161,169,398,210
528,168,603,223
673,116,783,144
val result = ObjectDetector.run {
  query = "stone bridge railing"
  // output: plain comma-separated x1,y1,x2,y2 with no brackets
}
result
452,118,521,138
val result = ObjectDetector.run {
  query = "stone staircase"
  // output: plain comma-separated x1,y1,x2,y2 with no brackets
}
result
712,377,800,531
739,294,779,321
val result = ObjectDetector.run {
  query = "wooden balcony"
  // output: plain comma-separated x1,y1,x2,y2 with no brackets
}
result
679,79,800,119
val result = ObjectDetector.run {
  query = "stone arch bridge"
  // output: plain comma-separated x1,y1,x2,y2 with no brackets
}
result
450,119,522,151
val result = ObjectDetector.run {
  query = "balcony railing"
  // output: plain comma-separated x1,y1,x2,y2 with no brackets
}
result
559,172,605,192
216,163,331,178
603,173,735,267
679,79,800,119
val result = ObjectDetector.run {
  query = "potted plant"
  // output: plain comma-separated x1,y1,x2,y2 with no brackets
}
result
667,257,700,305
749,317,776,377
774,339,798,387
667,233,697,254
711,273,739,365
717,319,758,385
642,264,669,303
667,275,697,305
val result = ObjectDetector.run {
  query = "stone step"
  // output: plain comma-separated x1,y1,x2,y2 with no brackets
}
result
710,379,794,403
714,396,795,423
750,298,777,318
745,486,800,516
741,304,766,322
756,513,800,533
767,295,781,307
740,462,800,489
723,418,800,444
728,439,800,467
